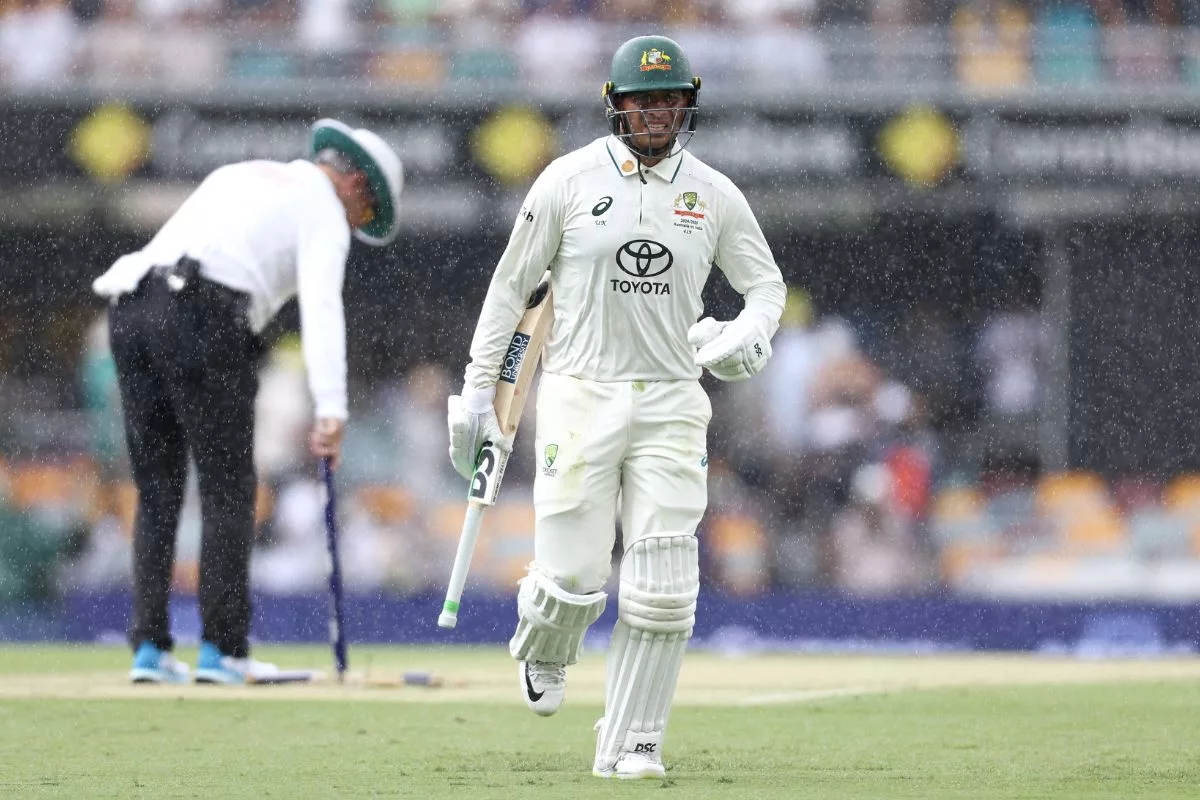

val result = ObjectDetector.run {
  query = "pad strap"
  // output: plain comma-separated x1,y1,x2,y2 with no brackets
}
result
618,536,699,634
509,570,607,666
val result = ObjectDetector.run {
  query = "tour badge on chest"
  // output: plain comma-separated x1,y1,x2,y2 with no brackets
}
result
672,191,707,233
672,191,705,236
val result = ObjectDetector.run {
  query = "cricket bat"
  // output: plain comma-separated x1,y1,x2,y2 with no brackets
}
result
438,272,554,629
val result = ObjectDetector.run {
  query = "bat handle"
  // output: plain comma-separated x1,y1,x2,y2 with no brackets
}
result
439,502,486,629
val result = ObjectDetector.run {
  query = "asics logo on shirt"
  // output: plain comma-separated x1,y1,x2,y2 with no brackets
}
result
615,239,673,278
592,196,613,216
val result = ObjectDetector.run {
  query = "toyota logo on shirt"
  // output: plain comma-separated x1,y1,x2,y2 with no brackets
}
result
615,239,673,278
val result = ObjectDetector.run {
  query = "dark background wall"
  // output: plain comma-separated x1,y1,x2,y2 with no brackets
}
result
1069,219,1200,478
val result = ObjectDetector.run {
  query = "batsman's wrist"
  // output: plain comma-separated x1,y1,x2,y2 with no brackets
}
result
737,310,776,343
460,384,496,414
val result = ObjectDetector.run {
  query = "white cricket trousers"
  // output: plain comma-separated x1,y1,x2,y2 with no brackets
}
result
531,372,711,594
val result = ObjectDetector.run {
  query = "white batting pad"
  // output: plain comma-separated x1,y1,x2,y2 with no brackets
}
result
594,534,699,774
509,570,608,665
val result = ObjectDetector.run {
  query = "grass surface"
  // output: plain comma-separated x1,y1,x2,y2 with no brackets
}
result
0,645,1197,799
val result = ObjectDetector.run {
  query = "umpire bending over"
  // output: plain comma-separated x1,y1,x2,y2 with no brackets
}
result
92,119,403,684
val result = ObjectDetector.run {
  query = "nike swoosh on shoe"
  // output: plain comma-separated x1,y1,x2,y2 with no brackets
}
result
524,666,545,702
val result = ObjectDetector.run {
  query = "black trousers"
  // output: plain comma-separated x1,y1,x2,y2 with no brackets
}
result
109,268,262,658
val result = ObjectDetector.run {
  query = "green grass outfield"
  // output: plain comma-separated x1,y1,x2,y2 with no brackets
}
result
1,645,1199,799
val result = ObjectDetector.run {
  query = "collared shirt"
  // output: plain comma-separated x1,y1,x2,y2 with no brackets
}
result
465,135,786,389
92,159,350,420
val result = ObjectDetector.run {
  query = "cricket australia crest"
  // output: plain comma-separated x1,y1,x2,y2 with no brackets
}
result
542,444,559,477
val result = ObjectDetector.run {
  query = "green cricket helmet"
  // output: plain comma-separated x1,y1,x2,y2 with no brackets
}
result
602,35,701,158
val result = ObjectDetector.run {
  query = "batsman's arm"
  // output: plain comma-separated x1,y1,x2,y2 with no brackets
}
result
463,165,563,394
712,183,786,338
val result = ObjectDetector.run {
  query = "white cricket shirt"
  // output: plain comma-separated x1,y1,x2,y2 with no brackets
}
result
93,159,351,420
465,136,786,390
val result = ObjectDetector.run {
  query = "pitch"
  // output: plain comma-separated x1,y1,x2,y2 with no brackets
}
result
1,645,1198,798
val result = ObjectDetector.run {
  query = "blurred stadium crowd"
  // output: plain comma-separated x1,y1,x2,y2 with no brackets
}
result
4,280,1200,610
3,0,1200,90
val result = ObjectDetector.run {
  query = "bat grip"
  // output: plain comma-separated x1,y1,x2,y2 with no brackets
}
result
439,502,486,629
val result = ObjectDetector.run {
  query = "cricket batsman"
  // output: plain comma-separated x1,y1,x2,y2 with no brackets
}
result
447,34,785,779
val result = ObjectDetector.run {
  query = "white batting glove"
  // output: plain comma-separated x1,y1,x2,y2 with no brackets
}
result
686,317,728,351
689,315,773,382
447,386,511,480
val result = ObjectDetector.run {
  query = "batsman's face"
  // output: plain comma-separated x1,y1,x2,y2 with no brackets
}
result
617,90,690,153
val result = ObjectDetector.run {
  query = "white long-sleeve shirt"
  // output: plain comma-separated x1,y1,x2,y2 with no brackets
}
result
92,159,351,420
465,136,786,390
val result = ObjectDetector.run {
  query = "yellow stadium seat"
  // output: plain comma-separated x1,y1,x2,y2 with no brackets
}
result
1056,507,1128,555
952,0,1032,91
938,540,1005,586
369,50,445,86
108,480,139,538
932,486,986,521
706,513,768,596
428,501,467,545
99,480,271,538
255,482,273,529
929,486,994,545
7,458,100,521
1163,474,1200,516
172,561,199,595
476,504,536,587
1035,470,1109,515
1161,476,1200,550
423,500,535,590
355,485,416,525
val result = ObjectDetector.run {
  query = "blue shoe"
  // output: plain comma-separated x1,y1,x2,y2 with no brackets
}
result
194,641,280,684
129,642,189,684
